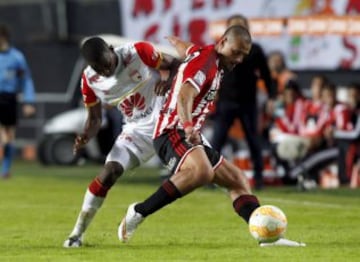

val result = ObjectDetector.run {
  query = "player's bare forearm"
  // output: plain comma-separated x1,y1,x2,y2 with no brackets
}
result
177,82,201,144
166,36,193,59
82,102,102,139
74,102,102,154
177,83,195,124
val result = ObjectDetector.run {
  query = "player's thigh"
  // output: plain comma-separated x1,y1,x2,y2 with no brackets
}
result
106,131,155,171
213,158,250,192
179,146,213,174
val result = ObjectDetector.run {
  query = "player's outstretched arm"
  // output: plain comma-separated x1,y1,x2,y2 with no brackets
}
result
177,82,201,145
166,36,194,59
73,102,102,154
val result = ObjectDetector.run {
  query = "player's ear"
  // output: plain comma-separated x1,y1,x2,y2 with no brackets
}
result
218,36,227,49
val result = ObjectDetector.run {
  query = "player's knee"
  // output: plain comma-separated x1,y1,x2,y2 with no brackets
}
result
99,161,124,187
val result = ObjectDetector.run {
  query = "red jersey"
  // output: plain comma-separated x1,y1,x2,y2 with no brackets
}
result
298,102,353,137
153,44,223,138
275,98,305,134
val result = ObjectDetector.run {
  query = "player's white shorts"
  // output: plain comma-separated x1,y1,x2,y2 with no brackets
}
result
105,126,155,171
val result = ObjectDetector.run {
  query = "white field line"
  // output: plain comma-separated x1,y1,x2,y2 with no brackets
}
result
263,197,359,209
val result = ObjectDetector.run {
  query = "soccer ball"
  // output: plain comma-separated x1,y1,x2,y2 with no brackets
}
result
249,205,287,243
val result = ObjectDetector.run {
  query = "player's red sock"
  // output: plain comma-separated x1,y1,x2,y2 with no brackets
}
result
233,194,260,223
135,179,182,217
88,178,111,197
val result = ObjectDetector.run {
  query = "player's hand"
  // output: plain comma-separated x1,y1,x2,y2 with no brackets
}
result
184,126,201,145
165,36,181,47
73,134,89,155
22,104,36,117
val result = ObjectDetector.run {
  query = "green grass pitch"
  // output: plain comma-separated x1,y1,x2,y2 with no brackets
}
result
0,160,359,261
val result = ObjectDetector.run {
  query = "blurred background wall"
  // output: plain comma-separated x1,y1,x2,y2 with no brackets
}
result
1,0,360,145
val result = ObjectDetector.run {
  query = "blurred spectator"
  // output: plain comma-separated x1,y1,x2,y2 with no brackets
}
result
272,80,305,135
267,50,296,99
306,74,328,117
334,83,360,184
0,24,36,179
269,80,306,184
211,14,276,189
288,83,353,188
346,83,360,122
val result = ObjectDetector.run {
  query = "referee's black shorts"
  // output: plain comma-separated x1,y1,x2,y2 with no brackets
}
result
0,92,17,126
153,128,222,174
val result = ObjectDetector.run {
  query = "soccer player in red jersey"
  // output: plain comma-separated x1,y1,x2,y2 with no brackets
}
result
63,36,180,247
118,26,304,247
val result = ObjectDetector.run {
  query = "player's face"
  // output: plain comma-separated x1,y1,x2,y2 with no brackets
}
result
218,36,251,71
90,48,118,77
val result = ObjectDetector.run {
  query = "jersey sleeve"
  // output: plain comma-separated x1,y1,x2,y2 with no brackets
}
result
334,105,353,131
181,45,210,93
134,42,162,69
81,73,99,107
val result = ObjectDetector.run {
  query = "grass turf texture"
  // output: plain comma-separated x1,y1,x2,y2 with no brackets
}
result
0,160,359,261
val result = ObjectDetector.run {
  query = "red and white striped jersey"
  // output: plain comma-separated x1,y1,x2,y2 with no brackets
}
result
275,98,306,134
298,102,353,137
81,42,164,131
153,44,223,138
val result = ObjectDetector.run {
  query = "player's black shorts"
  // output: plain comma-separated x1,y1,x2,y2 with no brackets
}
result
0,92,17,126
153,128,222,174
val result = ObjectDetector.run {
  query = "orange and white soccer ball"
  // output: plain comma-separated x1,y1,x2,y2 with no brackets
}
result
249,205,287,243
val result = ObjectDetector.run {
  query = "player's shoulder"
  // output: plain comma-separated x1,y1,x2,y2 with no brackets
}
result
187,44,214,54
114,41,156,62
114,41,155,55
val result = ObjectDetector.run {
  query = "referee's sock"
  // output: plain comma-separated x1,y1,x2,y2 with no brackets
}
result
2,143,15,176
135,179,182,217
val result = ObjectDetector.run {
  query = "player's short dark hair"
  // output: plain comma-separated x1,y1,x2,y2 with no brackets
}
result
81,36,109,63
226,14,249,29
223,25,251,46
0,24,10,40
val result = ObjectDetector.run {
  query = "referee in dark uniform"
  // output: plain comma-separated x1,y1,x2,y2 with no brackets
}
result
211,14,276,189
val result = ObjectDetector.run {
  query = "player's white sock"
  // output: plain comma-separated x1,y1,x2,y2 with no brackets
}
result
69,189,105,237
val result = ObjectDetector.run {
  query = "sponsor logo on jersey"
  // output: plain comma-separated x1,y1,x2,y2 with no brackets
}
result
194,70,206,86
129,69,142,82
119,92,146,117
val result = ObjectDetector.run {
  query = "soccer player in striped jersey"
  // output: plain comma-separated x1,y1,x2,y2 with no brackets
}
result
118,26,305,247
